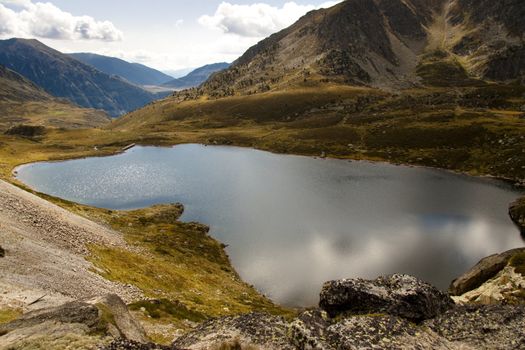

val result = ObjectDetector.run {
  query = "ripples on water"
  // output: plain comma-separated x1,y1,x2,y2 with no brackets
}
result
17,145,524,306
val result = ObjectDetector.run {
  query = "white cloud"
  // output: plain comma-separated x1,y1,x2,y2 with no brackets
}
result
0,0,122,41
199,1,342,38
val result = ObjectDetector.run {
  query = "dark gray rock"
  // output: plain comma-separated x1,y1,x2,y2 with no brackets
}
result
0,245,5,257
173,312,294,350
101,339,173,350
319,274,453,321
449,248,525,296
425,304,525,350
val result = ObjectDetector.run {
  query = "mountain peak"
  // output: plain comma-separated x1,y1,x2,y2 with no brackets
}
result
186,0,523,99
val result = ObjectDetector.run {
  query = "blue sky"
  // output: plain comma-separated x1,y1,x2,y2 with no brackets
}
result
0,0,341,73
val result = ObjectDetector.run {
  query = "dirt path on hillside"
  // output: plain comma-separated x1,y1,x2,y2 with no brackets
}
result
0,180,142,311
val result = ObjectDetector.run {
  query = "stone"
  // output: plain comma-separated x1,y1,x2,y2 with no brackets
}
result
0,301,100,334
510,198,525,233
173,312,293,350
87,294,148,343
319,274,453,322
449,248,525,296
102,339,173,350
0,245,5,257
425,304,525,350
453,265,525,305
0,294,147,349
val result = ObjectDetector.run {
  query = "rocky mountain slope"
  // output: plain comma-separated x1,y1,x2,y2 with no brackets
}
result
0,65,109,130
70,53,174,86
0,39,160,117
182,0,525,98
162,62,229,89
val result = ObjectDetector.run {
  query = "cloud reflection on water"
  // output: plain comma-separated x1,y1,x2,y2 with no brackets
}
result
16,145,524,306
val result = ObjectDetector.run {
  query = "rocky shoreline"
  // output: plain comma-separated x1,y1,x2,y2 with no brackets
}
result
2,247,524,349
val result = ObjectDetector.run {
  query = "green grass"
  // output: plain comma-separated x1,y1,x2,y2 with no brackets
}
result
85,205,289,318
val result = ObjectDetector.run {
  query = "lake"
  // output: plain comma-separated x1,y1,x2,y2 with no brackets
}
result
16,144,524,306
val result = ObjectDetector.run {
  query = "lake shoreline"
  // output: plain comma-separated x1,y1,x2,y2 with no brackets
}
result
14,143,525,306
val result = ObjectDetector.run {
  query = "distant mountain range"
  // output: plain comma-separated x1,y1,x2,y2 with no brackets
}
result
0,39,162,117
162,62,230,89
0,64,109,129
69,53,174,86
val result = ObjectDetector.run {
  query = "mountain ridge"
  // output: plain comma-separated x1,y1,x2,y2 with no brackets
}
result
178,0,524,99
0,64,110,130
0,38,160,117
69,52,174,86
162,62,230,89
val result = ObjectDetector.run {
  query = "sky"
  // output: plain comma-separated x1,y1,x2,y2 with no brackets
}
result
0,0,342,75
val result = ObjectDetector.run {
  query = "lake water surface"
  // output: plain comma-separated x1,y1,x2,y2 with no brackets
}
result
17,145,524,306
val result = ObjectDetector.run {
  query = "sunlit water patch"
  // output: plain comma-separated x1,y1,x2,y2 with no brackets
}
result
17,145,524,306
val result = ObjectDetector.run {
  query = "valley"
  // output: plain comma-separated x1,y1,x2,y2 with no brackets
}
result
0,0,524,348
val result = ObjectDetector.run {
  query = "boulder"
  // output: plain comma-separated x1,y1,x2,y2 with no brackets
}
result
0,301,100,334
0,245,5,257
0,294,147,349
87,294,147,343
319,274,453,322
173,312,293,350
452,265,525,305
425,304,525,349
102,339,173,350
509,198,525,233
449,248,525,296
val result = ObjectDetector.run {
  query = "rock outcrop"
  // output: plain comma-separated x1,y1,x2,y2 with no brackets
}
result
319,274,453,321
453,265,525,305
0,294,146,349
172,303,525,350
171,273,524,350
510,198,525,234
449,248,525,296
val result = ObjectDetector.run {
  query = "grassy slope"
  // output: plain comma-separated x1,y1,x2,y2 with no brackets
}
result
114,83,525,181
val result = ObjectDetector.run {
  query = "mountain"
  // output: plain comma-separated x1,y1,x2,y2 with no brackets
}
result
115,0,525,184
0,38,160,117
0,64,109,130
69,53,174,86
0,64,50,103
189,0,524,97
162,62,230,89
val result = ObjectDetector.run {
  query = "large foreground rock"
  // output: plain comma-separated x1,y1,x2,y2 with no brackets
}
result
172,304,525,350
0,294,146,349
449,248,525,296
319,274,453,321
